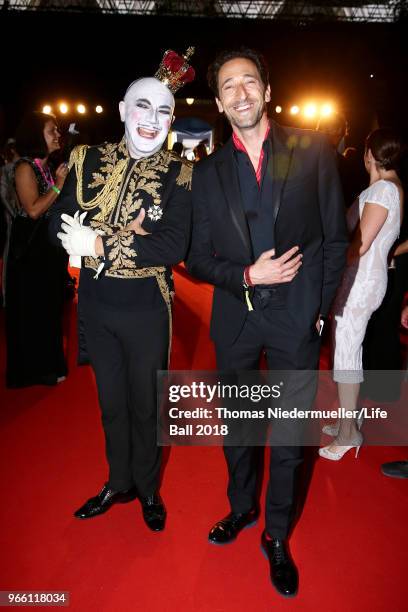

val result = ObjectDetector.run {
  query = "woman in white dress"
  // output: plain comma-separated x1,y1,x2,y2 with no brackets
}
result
319,128,404,461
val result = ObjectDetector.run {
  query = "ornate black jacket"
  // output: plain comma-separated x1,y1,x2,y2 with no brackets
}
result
49,138,192,319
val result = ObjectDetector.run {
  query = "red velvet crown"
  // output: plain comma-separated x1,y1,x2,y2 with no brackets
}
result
154,47,195,94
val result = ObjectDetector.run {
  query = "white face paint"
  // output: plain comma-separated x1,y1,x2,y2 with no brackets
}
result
119,77,175,159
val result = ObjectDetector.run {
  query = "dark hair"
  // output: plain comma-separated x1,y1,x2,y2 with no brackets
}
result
14,111,57,159
207,48,269,97
366,128,402,171
172,141,184,155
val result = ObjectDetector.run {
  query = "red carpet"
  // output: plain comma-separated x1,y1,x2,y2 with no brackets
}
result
0,267,407,611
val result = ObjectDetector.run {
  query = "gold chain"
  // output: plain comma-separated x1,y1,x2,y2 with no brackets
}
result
74,145,127,219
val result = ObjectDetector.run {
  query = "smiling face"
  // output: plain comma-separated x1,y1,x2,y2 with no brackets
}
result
119,77,175,158
43,119,61,154
215,57,270,131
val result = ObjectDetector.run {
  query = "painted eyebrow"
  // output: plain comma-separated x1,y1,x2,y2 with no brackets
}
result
135,98,172,110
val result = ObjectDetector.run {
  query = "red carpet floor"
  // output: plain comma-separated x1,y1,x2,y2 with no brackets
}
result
0,267,407,611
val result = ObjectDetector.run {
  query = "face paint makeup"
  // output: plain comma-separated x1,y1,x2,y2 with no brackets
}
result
119,77,175,159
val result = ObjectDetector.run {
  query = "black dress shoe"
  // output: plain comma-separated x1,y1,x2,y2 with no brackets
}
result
261,531,298,598
140,494,166,531
74,484,137,519
381,460,408,479
208,510,258,544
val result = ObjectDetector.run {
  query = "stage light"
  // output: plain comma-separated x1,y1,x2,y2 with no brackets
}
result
275,105,282,114
42,105,52,115
77,104,86,114
290,105,300,115
186,98,194,105
59,103,68,114
370,74,374,78
95,105,103,114
320,103,334,117
304,103,317,118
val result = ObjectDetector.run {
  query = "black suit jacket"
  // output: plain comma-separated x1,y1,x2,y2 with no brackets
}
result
186,120,349,345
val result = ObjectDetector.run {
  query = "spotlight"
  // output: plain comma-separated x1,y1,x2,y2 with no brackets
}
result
370,74,374,79
42,105,52,115
320,103,333,117
275,105,282,114
290,105,300,115
186,98,194,105
59,103,68,114
77,104,86,114
95,105,103,114
304,103,317,118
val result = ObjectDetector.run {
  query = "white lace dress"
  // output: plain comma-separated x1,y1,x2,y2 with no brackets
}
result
332,180,401,383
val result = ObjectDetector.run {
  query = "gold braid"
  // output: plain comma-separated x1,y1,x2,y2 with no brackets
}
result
70,145,128,221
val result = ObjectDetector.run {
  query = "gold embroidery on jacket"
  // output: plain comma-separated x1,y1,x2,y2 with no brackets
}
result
105,230,137,270
71,142,127,221
76,140,189,363
175,157,193,191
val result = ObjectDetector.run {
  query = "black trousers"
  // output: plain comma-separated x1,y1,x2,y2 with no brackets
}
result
81,297,169,496
215,292,321,539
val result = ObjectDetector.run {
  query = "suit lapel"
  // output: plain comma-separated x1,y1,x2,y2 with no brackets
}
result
269,121,295,226
215,140,252,256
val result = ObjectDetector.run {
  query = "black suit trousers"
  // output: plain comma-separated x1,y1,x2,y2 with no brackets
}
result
215,295,321,539
81,297,169,496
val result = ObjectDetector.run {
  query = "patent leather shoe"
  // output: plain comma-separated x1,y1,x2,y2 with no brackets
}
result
261,531,298,598
381,460,408,479
208,510,258,544
74,484,137,519
140,494,166,531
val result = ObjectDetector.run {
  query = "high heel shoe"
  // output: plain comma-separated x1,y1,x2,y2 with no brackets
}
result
318,433,363,461
322,414,364,437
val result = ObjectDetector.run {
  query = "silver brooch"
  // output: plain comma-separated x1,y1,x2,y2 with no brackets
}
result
147,204,163,222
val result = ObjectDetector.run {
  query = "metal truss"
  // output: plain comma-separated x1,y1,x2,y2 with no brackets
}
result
1,1,406,23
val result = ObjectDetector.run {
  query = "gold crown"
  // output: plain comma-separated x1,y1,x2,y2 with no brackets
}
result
154,47,195,94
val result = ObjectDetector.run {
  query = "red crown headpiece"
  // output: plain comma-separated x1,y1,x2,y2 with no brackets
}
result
154,47,195,94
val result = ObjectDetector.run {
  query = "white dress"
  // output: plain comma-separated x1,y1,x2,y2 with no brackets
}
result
332,179,401,383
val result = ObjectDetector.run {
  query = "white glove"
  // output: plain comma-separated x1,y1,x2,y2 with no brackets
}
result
57,211,99,258
69,255,82,269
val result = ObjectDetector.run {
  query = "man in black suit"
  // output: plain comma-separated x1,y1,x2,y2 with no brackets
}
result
186,48,348,597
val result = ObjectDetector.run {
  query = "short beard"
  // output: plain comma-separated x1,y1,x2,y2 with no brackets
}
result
225,100,266,130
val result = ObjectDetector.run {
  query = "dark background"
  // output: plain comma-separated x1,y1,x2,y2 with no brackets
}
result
1,10,407,147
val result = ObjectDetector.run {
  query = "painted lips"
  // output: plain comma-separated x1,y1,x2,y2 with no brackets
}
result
137,126,160,139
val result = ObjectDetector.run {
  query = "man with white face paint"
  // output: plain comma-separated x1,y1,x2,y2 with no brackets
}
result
121,77,175,158
49,49,194,531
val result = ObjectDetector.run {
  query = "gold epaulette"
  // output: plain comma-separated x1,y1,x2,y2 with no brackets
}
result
68,144,89,171
169,153,193,191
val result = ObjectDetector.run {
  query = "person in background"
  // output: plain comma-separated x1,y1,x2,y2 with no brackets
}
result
193,140,208,161
380,303,408,479
5,112,69,387
317,113,365,207
0,138,20,303
320,128,404,460
171,141,184,156
361,207,408,401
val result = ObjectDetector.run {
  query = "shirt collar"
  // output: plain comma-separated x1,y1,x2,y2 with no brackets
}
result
232,121,271,155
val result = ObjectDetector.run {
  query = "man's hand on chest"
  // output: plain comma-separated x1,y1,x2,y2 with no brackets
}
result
124,207,150,236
